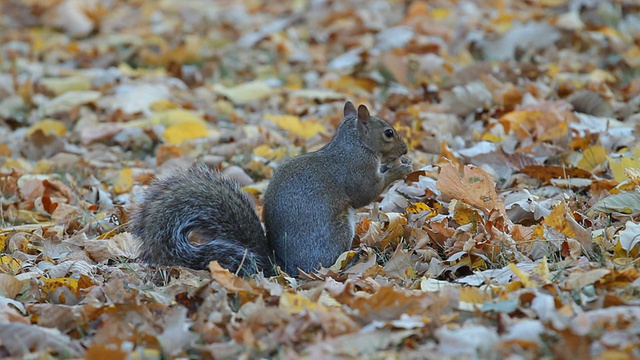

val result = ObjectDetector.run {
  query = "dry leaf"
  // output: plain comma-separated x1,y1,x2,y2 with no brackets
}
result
436,162,507,220
265,114,326,139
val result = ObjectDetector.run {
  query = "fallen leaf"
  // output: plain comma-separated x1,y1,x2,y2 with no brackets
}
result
113,168,133,194
617,221,640,255
279,292,328,314
40,76,92,95
163,120,209,144
26,119,67,137
587,192,640,216
436,161,507,219
265,114,326,139
520,165,593,184
212,80,274,104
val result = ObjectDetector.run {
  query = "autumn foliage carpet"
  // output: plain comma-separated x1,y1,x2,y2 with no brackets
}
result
1,0,640,358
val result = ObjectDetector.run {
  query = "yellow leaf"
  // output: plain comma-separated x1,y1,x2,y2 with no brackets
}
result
406,202,443,220
449,253,487,270
577,145,607,171
538,121,567,142
546,64,560,77
508,263,536,288
596,350,635,360
459,286,491,304
147,109,207,127
588,69,616,83
406,202,429,214
622,46,640,68
492,12,519,32
212,80,273,104
452,201,481,226
538,0,569,6
431,8,450,19
329,250,359,272
614,240,639,260
163,120,209,144
150,99,180,111
39,277,80,304
608,155,640,183
26,119,67,137
113,168,133,194
117,62,166,77
33,160,52,174
504,281,523,292
615,221,640,257
40,76,92,95
543,201,575,238
325,75,377,93
279,292,327,314
597,28,622,41
499,110,568,141
266,114,325,139
626,168,640,187
284,73,304,90
253,144,272,158
28,28,65,53
126,109,206,129
0,255,22,273
0,234,7,253
481,133,503,143
529,257,551,285
167,34,202,64
5,209,50,224
532,224,545,240
253,144,288,160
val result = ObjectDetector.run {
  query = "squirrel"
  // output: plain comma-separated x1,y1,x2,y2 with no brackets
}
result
129,101,412,276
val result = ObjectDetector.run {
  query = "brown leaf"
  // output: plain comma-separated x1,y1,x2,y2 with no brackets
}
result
520,165,594,184
436,161,507,220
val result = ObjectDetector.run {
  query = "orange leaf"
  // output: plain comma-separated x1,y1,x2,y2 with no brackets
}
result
520,165,593,184
436,161,506,219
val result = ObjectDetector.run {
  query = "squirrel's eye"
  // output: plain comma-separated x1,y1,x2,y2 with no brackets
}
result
384,129,394,138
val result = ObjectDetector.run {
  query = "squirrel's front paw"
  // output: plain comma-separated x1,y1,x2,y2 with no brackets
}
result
381,156,412,181
382,156,411,171
397,162,413,177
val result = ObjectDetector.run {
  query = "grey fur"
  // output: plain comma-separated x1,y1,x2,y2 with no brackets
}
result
264,101,411,275
129,164,273,276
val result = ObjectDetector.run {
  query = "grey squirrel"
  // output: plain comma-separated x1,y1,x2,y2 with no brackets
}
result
129,101,412,276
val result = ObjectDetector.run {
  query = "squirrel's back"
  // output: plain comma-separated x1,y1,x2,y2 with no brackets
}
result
129,164,272,276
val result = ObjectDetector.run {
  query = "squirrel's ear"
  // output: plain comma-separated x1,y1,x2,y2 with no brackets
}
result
343,101,357,118
357,104,370,124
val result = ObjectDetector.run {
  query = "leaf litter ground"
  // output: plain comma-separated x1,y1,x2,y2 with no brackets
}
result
1,0,640,358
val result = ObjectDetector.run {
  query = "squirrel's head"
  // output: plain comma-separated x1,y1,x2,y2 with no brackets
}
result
343,101,408,163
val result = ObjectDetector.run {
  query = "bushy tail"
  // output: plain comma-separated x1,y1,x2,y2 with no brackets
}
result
128,163,274,277
188,240,273,276
130,206,274,276
135,235,273,276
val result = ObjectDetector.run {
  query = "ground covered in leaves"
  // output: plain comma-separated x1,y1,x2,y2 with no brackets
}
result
2,0,640,358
